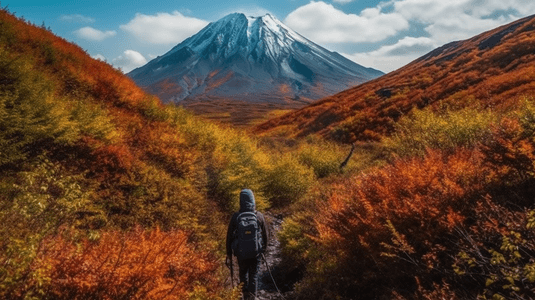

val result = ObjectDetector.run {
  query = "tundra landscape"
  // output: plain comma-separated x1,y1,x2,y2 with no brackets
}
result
2,1,535,299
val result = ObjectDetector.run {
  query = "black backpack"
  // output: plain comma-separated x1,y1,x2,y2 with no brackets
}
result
232,211,262,259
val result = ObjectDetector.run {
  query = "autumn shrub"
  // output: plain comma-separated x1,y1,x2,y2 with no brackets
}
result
384,105,499,157
445,97,535,299
282,149,491,299
277,179,333,281
0,45,120,171
0,49,74,168
31,227,229,300
279,97,535,299
481,97,535,185
0,159,93,299
296,138,347,178
262,153,315,207
452,198,535,300
0,10,242,300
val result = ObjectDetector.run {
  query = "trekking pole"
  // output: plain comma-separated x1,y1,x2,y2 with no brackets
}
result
261,253,286,300
230,258,234,288
227,255,234,288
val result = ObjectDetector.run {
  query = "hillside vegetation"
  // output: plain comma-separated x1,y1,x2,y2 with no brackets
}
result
0,9,356,299
261,13,535,300
256,14,535,143
278,99,535,299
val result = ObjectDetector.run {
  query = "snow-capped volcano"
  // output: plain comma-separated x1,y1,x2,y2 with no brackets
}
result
128,13,383,104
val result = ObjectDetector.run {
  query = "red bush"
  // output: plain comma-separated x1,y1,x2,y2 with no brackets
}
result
303,149,491,298
39,228,223,300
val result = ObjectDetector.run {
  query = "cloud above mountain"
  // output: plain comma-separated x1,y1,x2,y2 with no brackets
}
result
120,11,208,45
332,0,354,4
393,0,521,45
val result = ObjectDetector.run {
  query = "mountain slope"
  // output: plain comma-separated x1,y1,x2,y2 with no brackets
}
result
255,14,535,142
0,8,308,299
1,8,337,299
128,13,383,108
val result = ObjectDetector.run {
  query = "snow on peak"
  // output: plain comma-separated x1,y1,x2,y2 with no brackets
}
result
129,12,384,105
154,12,377,80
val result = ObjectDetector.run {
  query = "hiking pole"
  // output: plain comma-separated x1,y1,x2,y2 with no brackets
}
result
226,256,234,288
261,253,286,300
230,257,234,289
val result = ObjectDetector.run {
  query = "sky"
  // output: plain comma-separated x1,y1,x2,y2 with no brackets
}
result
6,0,535,73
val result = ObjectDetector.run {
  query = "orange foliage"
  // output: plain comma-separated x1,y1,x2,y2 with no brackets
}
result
39,228,222,300
317,149,486,245
482,117,535,183
0,9,149,113
305,149,491,298
293,112,535,298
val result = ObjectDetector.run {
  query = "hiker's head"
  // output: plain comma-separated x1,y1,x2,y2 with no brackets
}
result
239,189,255,212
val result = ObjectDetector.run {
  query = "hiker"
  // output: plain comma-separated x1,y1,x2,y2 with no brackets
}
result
226,189,269,300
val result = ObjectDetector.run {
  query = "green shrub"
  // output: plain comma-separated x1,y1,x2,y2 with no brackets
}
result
297,140,344,178
263,153,315,207
384,106,499,157
164,105,318,211
0,159,92,299
0,50,73,167
0,47,118,169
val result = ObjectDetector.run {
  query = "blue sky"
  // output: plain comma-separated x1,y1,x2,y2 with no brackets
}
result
6,0,535,73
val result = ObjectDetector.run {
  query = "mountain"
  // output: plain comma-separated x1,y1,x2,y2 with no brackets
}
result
255,14,535,142
128,13,383,110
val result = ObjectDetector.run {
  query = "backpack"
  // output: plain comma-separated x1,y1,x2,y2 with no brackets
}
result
232,211,262,259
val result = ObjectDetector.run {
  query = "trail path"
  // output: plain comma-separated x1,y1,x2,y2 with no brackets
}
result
256,213,294,300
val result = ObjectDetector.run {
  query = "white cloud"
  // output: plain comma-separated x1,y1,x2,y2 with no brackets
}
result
284,1,409,43
332,0,354,3
297,0,535,73
60,14,95,23
375,36,435,57
424,14,509,45
120,11,208,45
74,27,116,41
344,37,436,72
392,0,522,44
393,0,531,21
92,54,106,61
111,50,148,73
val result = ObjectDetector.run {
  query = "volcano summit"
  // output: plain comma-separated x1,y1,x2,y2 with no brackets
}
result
128,13,383,107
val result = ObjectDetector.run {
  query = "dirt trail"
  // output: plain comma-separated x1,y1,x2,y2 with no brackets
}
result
256,213,294,300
